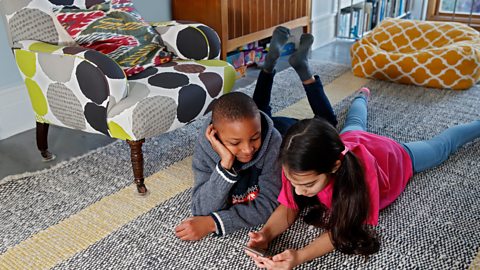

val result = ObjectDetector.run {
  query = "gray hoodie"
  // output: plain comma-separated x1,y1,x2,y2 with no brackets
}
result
191,111,282,235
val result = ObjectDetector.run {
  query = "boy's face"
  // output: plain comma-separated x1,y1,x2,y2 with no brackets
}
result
214,115,262,163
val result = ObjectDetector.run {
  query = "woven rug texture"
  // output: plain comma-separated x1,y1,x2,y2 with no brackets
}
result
1,62,479,269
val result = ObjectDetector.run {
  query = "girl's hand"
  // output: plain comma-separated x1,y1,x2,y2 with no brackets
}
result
205,124,235,169
245,230,271,268
174,216,216,241
270,249,301,269
254,249,301,270
245,250,268,269
247,231,270,250
246,249,301,270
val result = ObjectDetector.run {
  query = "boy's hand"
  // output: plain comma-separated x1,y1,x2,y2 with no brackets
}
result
248,249,301,270
174,216,216,241
205,124,235,169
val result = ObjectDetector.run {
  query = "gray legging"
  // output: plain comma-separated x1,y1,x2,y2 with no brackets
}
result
341,95,480,173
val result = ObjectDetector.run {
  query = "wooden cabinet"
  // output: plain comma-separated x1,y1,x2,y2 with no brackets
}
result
172,0,311,60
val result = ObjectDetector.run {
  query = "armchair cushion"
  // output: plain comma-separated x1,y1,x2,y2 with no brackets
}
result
56,1,172,76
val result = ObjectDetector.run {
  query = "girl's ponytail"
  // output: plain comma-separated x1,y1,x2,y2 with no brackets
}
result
330,151,380,255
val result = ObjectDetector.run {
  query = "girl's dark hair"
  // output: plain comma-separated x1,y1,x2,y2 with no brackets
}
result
279,118,380,255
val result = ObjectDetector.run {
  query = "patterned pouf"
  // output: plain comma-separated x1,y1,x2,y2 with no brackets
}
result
351,18,480,90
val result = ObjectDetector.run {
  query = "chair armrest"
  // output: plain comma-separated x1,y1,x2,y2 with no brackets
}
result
151,20,221,60
14,40,128,135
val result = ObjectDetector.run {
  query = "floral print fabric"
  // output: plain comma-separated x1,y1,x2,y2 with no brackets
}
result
56,0,172,76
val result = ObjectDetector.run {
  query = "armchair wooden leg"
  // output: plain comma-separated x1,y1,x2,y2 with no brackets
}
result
36,122,55,162
127,139,148,195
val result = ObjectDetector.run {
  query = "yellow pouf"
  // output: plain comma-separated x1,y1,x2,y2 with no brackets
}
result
351,18,480,90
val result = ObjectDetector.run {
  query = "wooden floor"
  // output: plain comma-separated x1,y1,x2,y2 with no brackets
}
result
0,40,354,180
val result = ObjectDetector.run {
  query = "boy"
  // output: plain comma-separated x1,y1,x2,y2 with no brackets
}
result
174,91,283,240
175,26,338,240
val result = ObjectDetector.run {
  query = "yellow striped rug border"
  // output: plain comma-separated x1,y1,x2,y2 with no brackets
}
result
470,249,480,270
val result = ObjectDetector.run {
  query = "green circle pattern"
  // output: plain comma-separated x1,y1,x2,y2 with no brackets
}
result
196,59,228,67
25,78,48,116
223,65,236,93
194,60,236,93
29,42,62,53
15,50,36,78
108,121,133,140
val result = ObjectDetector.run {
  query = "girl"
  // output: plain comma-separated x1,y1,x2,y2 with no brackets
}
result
245,88,480,269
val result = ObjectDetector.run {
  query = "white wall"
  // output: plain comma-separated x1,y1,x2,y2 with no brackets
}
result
0,14,35,140
0,20,22,89
0,0,172,140
311,0,337,50
133,0,171,22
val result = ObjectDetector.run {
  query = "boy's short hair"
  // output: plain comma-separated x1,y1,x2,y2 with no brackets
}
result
212,92,259,124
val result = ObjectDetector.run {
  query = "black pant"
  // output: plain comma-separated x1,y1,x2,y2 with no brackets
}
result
252,70,338,135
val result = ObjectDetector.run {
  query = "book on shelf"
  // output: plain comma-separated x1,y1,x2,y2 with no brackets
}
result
397,0,404,17
364,2,373,33
369,0,379,28
339,6,364,38
378,0,385,22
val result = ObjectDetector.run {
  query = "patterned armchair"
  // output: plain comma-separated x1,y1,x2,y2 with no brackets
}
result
0,0,236,194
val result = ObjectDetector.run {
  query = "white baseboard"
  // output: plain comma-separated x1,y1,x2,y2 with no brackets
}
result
311,13,337,50
0,83,35,140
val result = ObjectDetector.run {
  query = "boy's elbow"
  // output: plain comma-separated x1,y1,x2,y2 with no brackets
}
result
191,201,216,216
191,207,204,216
190,201,205,216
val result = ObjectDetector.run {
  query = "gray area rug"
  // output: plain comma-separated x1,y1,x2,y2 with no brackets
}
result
1,62,479,269
55,70,480,268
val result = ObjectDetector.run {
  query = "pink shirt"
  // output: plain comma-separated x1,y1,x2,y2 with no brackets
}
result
278,130,413,225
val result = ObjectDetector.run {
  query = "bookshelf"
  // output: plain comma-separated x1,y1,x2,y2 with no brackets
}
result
337,0,413,39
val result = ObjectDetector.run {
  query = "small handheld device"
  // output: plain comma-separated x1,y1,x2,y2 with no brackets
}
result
244,245,270,257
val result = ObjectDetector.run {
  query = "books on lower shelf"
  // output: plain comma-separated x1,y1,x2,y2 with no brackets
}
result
338,0,412,39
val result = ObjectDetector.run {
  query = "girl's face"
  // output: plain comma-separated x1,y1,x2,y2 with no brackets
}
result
283,167,330,197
